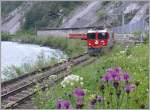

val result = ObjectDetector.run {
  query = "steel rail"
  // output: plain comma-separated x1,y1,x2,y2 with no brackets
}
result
1,60,65,87
1,53,87,90
2,53,88,95
1,53,93,109
11,58,96,109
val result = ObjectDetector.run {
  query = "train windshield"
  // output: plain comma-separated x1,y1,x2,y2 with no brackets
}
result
87,33,96,39
98,33,108,39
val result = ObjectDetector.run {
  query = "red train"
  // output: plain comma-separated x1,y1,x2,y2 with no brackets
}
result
68,28,115,55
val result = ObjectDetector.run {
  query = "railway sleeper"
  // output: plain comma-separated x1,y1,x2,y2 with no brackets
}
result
1,53,87,89
4,92,35,109
2,81,31,96
2,54,90,109
14,93,28,98
2,101,17,109
20,90,31,96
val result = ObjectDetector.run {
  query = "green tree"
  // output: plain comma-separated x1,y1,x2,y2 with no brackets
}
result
1,1,23,18
23,1,83,30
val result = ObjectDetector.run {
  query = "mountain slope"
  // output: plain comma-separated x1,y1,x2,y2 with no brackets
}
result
61,1,149,28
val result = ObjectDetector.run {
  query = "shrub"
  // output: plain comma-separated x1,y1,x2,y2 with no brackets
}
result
1,32,12,41
96,10,106,19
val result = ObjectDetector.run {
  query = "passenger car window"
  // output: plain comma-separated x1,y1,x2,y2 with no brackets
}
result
98,33,108,39
87,33,96,39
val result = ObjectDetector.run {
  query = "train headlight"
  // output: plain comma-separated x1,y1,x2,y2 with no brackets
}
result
101,40,105,45
95,40,98,44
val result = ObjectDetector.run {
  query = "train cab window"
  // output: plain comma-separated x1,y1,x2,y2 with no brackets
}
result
87,33,96,39
98,33,108,39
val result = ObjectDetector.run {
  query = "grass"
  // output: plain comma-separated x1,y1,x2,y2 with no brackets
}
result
96,10,106,20
32,42,148,109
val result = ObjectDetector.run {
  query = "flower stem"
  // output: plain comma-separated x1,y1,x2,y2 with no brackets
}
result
119,91,125,107
115,88,119,109
115,95,119,109
110,94,113,108
126,94,129,108
107,81,114,109
102,91,105,108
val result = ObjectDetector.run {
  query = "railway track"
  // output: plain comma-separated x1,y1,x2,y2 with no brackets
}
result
1,53,96,109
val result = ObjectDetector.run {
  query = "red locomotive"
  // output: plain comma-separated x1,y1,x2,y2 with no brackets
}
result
68,28,115,55
39,26,115,55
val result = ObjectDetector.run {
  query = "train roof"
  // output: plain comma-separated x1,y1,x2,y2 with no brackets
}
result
87,28,108,33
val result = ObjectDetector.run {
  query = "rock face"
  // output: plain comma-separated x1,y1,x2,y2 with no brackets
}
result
2,1,149,35
1,2,33,34
61,1,148,28
61,0,102,28
37,1,148,36
129,4,148,25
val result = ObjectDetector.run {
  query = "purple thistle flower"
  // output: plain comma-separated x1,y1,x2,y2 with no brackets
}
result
89,98,97,109
56,98,62,109
56,99,72,109
111,71,120,78
102,67,123,82
61,100,72,109
124,84,136,94
107,67,123,81
101,73,112,81
73,88,85,97
114,74,123,81
96,96,104,102
114,67,122,74
123,72,130,81
106,68,114,73
76,97,84,109
76,103,84,109
76,97,83,105
107,69,119,79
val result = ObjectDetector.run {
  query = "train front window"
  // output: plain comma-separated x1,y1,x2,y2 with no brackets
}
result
98,33,108,39
87,33,96,39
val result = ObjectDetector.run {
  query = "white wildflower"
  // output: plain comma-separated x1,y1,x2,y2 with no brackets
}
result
61,74,84,87
80,82,84,85
89,94,96,100
126,45,129,48
127,55,132,59
70,82,74,86
62,84,66,88
120,51,125,54
74,77,79,82
66,80,70,84
80,77,83,81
